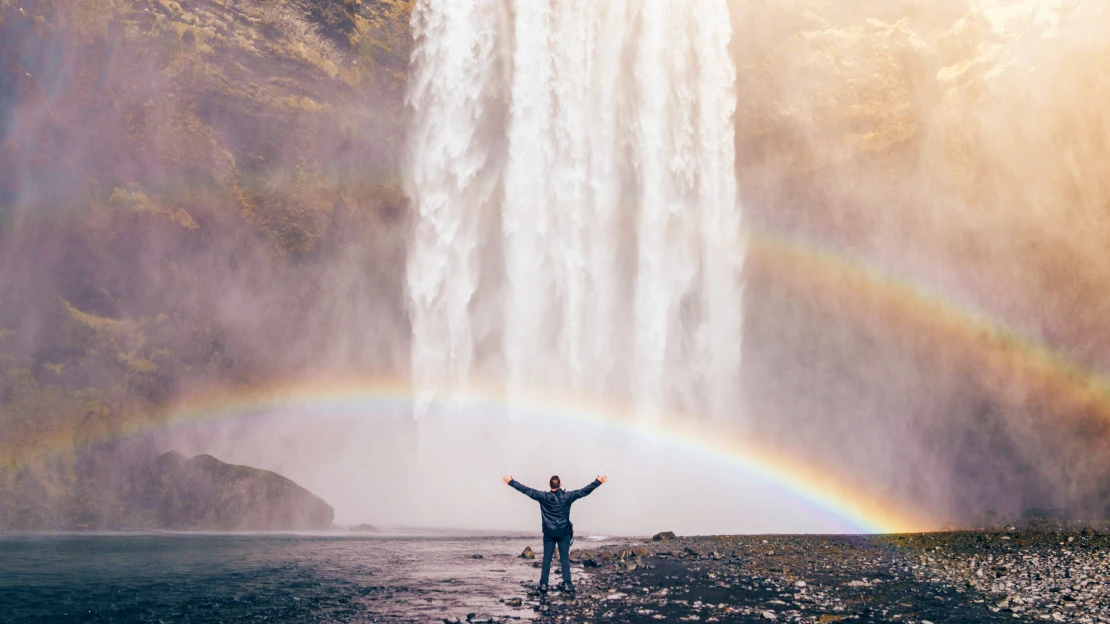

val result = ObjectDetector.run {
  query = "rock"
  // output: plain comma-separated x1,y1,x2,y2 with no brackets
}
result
653,531,677,541
505,597,523,607
632,546,650,557
1081,526,1096,536
140,452,334,530
847,580,870,587
793,581,806,588
520,547,535,560
443,618,461,624
349,523,379,532
468,615,495,623
471,554,484,559
762,610,777,619
583,558,601,568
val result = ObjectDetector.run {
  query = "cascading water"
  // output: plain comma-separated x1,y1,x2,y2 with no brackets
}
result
407,0,744,423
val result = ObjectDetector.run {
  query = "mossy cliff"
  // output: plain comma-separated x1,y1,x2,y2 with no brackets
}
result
4,1,1110,528
0,0,414,529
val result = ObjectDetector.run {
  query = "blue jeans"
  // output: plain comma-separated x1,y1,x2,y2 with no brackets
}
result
540,534,572,588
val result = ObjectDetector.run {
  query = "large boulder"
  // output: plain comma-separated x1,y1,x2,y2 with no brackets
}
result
141,452,334,531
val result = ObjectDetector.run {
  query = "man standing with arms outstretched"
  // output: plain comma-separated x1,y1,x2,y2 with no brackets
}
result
502,474,607,597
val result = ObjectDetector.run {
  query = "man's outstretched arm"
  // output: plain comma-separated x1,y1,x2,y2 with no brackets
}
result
567,475,607,501
502,475,544,500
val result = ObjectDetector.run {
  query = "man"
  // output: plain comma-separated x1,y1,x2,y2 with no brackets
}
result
502,473,607,596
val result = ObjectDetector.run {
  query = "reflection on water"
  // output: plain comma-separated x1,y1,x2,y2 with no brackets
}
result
0,534,604,623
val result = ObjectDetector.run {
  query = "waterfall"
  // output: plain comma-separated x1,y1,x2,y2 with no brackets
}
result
406,0,744,422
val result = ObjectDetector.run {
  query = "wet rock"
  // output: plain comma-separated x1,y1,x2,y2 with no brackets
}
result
505,597,523,607
443,618,461,624
520,547,535,560
761,610,777,619
653,531,677,542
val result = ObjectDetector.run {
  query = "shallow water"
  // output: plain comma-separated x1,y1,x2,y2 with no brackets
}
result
0,533,599,623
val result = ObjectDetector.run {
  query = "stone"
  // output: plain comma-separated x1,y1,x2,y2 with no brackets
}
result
762,610,777,619
443,618,461,624
653,531,677,542
520,547,535,560
793,581,806,588
505,597,523,607
583,558,600,568
141,452,334,530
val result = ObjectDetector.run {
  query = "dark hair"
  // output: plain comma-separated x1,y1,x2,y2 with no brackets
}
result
549,475,561,489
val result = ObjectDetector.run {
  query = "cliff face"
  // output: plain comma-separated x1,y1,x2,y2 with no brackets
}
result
0,0,412,529
733,0,1110,520
3,1,1110,528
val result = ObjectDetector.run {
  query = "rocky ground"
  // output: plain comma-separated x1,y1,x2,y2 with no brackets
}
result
478,529,1110,624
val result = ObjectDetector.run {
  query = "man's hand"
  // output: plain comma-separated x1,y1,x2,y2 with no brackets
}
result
502,475,513,485
597,475,608,484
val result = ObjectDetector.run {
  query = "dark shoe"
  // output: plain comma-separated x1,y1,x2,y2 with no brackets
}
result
538,584,549,594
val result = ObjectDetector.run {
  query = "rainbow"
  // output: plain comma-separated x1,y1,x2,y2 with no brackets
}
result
9,231,1109,535
4,374,935,534
748,230,1110,424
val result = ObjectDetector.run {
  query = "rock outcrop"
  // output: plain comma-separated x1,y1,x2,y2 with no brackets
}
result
141,452,334,531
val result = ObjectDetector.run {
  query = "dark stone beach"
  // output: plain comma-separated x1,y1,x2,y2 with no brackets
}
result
522,529,1110,624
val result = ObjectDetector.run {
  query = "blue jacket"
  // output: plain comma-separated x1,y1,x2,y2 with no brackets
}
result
509,478,602,537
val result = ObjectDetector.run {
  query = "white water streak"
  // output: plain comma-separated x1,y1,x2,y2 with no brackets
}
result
407,0,744,423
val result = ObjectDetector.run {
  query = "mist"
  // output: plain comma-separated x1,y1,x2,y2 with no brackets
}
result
3,0,1110,533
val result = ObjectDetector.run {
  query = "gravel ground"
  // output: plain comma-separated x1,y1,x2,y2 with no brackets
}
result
891,529,1110,622
491,529,1110,624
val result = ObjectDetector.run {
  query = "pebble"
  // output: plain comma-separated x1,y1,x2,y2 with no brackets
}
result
528,530,1110,623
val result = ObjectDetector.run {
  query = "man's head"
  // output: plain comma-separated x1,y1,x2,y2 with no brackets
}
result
549,475,561,491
